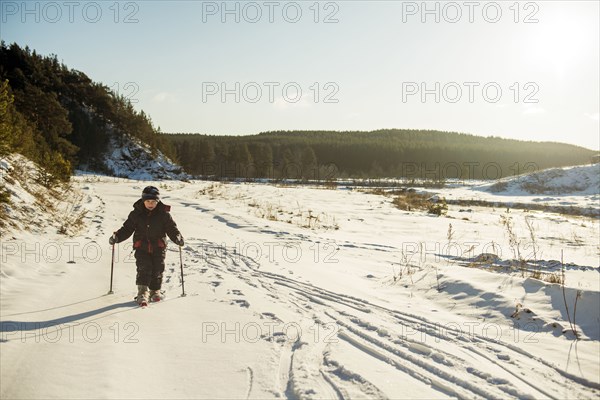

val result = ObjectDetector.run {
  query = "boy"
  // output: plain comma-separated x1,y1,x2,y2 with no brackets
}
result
110,186,184,305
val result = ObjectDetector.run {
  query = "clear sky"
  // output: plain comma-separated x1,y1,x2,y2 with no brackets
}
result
1,0,599,150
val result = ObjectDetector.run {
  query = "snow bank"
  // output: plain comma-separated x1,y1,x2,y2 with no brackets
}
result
0,153,87,235
481,164,600,196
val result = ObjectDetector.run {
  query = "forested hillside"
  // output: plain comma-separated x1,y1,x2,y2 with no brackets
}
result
1,42,594,183
165,131,595,180
0,42,176,183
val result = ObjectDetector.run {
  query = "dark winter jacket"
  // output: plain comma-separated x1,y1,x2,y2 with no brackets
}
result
115,199,181,253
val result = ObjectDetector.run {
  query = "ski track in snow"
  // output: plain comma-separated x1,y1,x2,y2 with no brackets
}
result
175,234,599,400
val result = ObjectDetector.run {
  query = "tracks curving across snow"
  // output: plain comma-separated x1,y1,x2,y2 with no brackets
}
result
174,238,599,399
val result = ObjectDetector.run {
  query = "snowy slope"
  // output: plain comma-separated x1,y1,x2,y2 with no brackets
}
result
0,154,88,235
482,164,600,196
428,164,600,217
0,165,599,399
99,134,188,181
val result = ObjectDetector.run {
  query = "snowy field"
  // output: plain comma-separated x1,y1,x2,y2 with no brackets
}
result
1,157,599,399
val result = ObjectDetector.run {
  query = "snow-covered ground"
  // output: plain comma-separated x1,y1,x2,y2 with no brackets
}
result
1,158,599,399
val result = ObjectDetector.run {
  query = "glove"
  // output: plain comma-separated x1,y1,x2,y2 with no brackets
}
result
175,234,184,246
109,233,117,245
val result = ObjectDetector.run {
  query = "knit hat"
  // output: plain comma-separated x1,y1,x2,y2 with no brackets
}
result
142,186,160,201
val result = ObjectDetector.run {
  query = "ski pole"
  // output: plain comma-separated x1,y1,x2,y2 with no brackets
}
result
108,242,115,294
179,245,186,297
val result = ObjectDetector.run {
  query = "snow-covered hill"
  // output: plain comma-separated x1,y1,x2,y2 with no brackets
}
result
427,163,600,217
482,164,600,196
0,154,87,235
0,132,188,232
93,134,189,181
1,160,599,398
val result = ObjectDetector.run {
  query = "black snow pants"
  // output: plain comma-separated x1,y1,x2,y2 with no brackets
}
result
135,249,166,290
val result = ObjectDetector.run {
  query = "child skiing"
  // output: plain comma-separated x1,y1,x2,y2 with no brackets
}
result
109,186,184,306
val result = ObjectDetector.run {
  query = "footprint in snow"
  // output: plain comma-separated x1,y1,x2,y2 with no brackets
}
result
261,312,281,322
231,299,250,308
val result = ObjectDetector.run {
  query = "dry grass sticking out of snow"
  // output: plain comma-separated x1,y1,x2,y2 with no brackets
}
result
1,154,87,236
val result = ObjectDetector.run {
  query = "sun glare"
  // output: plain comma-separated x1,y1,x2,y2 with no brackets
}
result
523,3,596,78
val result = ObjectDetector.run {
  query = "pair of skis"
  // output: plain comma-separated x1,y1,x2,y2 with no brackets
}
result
136,296,162,308
108,244,187,304
135,292,194,308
